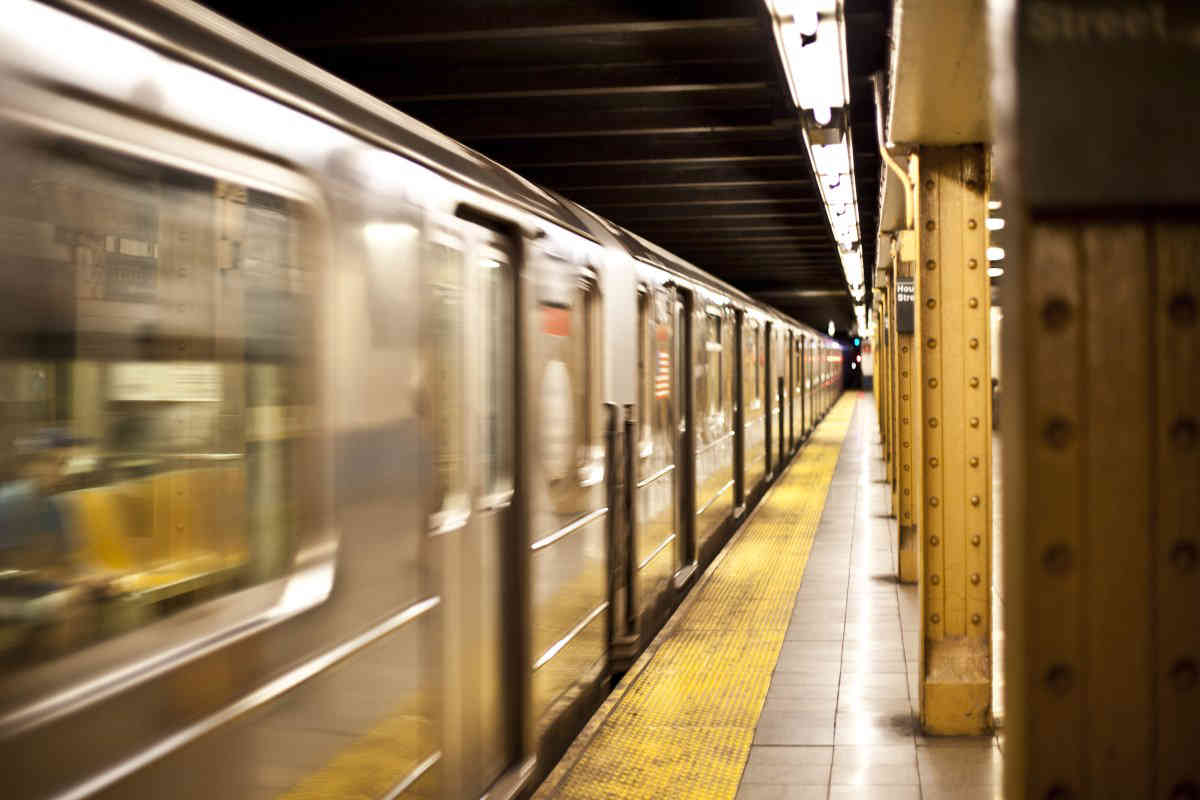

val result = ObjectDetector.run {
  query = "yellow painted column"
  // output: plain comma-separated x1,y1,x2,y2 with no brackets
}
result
894,172,922,586
1005,219,1200,798
917,145,991,735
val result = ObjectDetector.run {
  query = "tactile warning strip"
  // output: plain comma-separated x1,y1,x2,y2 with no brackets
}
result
536,395,857,800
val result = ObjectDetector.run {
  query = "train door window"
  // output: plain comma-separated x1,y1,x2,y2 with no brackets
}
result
536,268,603,516
706,312,722,422
479,246,513,497
531,252,606,723
637,288,650,449
0,121,325,677
428,236,469,524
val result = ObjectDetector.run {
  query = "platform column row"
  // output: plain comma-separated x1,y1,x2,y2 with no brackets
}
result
913,145,994,736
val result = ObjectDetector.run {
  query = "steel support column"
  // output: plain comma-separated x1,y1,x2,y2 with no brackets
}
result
917,145,992,735
1006,220,1200,797
995,0,1200,792
894,164,922,586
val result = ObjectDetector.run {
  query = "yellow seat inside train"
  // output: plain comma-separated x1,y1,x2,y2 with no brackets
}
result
64,466,249,602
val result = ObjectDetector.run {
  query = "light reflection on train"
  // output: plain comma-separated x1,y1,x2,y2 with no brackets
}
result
0,2,844,799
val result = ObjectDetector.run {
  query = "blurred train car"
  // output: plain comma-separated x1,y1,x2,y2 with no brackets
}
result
0,2,843,799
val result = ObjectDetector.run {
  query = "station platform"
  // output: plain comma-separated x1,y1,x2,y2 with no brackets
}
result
534,392,1002,800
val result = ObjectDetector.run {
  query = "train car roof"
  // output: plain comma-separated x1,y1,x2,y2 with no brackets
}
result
50,0,598,240
51,0,834,344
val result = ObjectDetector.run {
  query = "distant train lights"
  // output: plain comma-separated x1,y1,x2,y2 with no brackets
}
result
828,320,836,336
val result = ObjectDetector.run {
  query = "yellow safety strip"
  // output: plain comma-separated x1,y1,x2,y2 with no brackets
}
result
536,394,856,800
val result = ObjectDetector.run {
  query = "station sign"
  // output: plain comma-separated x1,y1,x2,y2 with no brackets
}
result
896,277,915,334
1017,1,1200,207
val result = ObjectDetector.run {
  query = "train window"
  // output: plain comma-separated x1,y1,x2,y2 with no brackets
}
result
754,326,761,401
481,248,512,496
0,129,320,673
642,289,673,473
537,267,603,525
706,313,722,419
637,288,651,446
428,239,469,520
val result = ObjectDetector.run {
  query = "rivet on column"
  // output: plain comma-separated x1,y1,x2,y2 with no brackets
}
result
931,613,941,624
970,494,981,506
1042,543,1072,574
969,456,980,467
1170,659,1198,691
968,258,978,269
931,574,941,585
969,337,979,349
968,219,978,229
929,457,939,468
971,534,982,547
1168,780,1199,800
926,220,936,231
930,535,940,546
929,418,939,428
1042,297,1073,330
1169,540,1198,572
1170,417,1197,452
970,417,980,428
1044,417,1074,449
1167,292,1196,327
1044,784,1074,800
926,259,936,271
971,613,982,625
929,377,939,388
1045,664,1074,695
926,298,937,309
928,338,938,349
970,573,981,585
970,377,980,388
930,496,939,507
969,297,979,309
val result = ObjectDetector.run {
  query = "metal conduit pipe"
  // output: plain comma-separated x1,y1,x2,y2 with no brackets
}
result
872,71,914,231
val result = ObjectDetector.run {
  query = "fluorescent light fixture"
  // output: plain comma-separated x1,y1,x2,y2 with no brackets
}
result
765,0,849,115
988,200,1003,211
828,320,836,336
853,303,867,334
988,267,1005,278
766,0,863,303
986,217,1006,231
987,246,1006,261
811,141,851,174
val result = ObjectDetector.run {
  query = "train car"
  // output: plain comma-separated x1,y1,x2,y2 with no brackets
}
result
0,2,842,799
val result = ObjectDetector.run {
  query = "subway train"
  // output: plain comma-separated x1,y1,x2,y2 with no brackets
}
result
0,2,843,799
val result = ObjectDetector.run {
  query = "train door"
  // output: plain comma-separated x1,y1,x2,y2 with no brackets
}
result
794,335,804,442
429,220,519,797
673,286,697,582
732,308,745,511
764,321,774,478
776,330,786,466
634,285,676,610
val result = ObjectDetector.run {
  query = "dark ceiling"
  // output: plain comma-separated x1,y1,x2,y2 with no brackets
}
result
202,0,889,332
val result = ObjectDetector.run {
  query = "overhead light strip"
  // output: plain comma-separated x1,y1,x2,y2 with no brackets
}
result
764,0,865,308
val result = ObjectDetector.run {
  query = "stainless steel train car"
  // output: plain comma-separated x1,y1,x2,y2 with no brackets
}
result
0,2,844,798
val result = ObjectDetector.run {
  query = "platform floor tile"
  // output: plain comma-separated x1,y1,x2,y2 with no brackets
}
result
534,396,857,800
